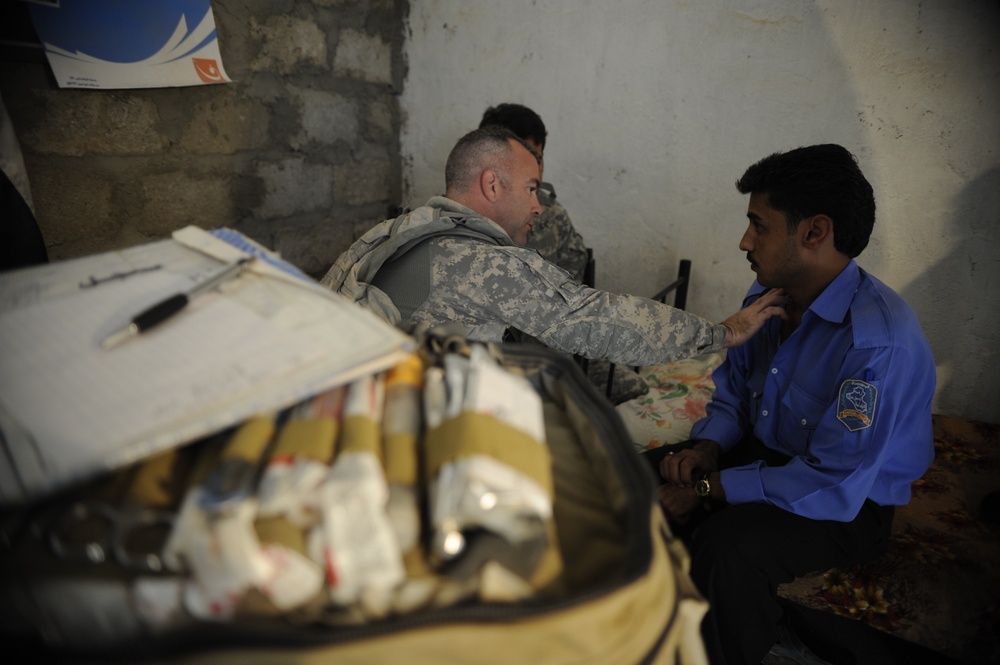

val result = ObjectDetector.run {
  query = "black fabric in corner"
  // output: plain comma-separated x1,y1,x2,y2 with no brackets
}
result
0,167,47,272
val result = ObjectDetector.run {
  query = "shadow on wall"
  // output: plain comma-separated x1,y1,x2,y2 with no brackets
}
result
902,166,1000,424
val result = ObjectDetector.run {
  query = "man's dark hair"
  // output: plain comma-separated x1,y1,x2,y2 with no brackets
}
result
479,103,547,150
445,125,537,193
736,144,876,258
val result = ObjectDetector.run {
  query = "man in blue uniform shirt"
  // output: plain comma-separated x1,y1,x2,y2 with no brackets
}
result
646,144,936,665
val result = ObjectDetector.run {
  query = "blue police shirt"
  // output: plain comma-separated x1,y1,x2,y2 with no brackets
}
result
691,260,936,521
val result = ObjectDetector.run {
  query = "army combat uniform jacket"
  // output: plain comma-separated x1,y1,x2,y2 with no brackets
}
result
526,183,589,283
321,196,727,367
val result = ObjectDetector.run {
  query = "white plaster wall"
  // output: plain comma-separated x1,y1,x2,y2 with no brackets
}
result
401,0,1000,424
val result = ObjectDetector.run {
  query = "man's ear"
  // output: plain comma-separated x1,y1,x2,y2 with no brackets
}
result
802,214,833,249
480,169,500,203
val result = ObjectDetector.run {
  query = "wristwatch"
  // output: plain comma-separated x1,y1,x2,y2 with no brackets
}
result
695,471,712,498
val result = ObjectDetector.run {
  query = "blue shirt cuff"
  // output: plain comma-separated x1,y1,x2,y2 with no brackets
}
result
720,464,766,504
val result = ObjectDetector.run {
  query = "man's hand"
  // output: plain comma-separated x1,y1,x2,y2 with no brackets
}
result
720,288,789,348
657,483,702,523
660,440,720,487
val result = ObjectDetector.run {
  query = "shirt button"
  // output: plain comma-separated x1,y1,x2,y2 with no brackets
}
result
801,419,807,426
762,410,769,417
771,368,778,374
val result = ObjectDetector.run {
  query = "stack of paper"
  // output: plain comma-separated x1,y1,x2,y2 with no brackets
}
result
0,227,413,505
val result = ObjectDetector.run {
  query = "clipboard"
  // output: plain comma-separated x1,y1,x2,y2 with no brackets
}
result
0,226,414,505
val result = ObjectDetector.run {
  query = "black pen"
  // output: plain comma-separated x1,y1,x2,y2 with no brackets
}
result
101,257,253,350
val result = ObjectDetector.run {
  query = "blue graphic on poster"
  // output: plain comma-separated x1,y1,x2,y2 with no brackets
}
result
29,0,231,89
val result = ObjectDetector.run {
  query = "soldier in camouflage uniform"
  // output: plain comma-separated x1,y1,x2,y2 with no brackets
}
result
479,104,589,283
321,126,787,367
531,183,589,284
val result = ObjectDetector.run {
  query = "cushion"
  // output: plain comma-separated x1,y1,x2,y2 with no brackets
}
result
615,352,724,452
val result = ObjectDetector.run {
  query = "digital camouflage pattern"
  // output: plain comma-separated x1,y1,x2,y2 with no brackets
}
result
320,198,510,325
322,196,727,367
526,183,589,283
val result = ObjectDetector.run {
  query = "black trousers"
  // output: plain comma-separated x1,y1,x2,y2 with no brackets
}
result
642,439,894,665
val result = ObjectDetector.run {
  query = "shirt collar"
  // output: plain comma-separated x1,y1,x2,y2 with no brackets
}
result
808,260,860,324
428,195,481,218
744,259,861,324
426,195,515,244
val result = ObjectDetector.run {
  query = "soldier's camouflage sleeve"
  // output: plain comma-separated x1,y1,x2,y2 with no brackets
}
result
414,238,727,366
526,199,589,283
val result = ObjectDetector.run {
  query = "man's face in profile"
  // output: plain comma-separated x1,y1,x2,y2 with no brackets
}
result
493,140,542,245
739,192,803,289
523,137,544,182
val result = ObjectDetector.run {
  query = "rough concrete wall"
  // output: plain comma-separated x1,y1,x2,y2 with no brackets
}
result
0,0,407,278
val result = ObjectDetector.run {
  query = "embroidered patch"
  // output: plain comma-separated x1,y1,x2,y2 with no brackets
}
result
837,380,878,431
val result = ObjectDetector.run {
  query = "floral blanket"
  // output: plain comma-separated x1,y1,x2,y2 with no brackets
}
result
615,353,724,451
618,359,1000,664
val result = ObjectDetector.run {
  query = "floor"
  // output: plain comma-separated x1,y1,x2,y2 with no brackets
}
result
763,653,819,665
761,623,835,665
755,607,964,665
763,647,831,665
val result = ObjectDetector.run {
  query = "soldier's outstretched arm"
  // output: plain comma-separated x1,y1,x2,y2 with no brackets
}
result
719,288,789,348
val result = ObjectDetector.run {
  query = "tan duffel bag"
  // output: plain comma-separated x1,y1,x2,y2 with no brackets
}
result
1,333,708,665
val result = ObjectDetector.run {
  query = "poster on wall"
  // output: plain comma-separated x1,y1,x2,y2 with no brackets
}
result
27,0,231,90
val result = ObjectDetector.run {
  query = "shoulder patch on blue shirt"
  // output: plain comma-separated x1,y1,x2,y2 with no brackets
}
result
837,380,878,431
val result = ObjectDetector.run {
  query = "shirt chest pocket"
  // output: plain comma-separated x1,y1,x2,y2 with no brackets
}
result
745,369,767,404
775,382,827,453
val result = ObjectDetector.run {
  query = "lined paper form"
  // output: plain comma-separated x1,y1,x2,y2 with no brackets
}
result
0,229,413,504
0,270,321,497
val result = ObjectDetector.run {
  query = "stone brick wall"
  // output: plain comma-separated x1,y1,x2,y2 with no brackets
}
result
0,0,407,278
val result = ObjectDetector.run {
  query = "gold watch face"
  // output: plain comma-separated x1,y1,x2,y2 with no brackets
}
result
695,479,710,497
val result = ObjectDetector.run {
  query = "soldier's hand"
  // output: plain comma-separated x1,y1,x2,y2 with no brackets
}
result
720,288,789,348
